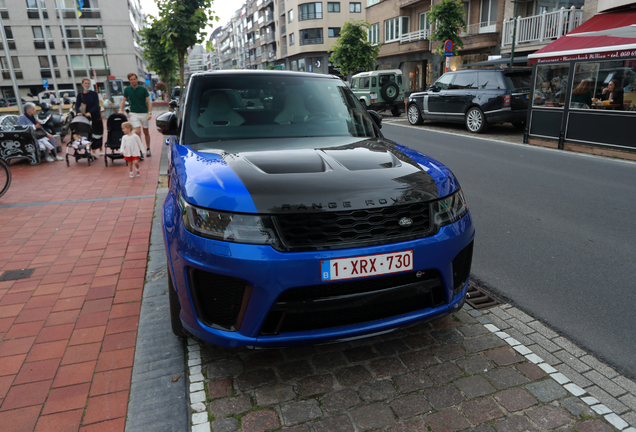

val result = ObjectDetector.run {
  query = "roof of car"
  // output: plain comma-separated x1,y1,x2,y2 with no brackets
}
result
352,69,403,78
451,67,532,73
190,70,341,80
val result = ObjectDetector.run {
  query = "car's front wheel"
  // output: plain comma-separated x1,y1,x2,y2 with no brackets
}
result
465,107,488,133
407,104,424,125
168,264,184,338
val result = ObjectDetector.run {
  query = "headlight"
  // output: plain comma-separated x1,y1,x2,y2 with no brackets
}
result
178,193,277,245
432,189,468,227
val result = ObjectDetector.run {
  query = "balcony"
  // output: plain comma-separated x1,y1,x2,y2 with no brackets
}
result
400,29,429,43
502,6,583,47
282,45,287,57
299,12,322,21
460,21,498,36
56,7,101,19
281,24,286,35
398,0,428,8
63,38,106,49
300,37,323,46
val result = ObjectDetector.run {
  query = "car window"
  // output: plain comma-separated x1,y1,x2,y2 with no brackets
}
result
360,77,370,89
371,77,377,88
351,78,358,89
450,73,477,90
379,75,396,86
434,73,454,90
478,72,503,90
503,72,532,90
397,75,402,86
184,74,377,144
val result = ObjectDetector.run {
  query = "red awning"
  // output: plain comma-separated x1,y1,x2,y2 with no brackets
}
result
528,9,636,63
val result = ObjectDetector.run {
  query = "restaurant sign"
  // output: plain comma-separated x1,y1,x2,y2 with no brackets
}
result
531,49,636,64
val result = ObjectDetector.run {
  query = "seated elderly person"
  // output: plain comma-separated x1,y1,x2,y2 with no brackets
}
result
17,102,63,162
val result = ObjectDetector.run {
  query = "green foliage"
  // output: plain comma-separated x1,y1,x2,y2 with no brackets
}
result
152,0,219,89
140,23,178,92
328,20,380,76
428,0,466,55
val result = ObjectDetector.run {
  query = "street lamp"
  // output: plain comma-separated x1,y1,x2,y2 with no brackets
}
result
94,26,110,101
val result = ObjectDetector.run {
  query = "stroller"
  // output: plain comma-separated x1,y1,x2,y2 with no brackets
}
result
104,113,127,167
65,116,93,167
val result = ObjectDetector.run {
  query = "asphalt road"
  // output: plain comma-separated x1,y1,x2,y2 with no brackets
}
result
382,123,636,380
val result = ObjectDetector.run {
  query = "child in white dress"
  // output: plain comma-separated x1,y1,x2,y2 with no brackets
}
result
120,121,144,178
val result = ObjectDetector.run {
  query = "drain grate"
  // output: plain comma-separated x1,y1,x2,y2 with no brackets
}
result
465,282,501,310
0,269,35,282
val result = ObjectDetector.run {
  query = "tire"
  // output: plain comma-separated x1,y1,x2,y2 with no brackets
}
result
380,82,399,102
0,159,11,198
512,120,525,130
465,107,488,133
407,104,424,125
168,264,185,338
65,154,70,167
391,106,401,117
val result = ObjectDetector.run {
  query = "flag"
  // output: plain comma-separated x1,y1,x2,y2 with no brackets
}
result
76,0,84,17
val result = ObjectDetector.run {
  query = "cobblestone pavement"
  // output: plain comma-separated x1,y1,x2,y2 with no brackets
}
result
184,302,636,432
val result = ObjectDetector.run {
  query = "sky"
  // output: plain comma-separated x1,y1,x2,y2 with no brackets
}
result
138,0,238,41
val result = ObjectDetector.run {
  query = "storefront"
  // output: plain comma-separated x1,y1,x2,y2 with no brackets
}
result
525,9,636,153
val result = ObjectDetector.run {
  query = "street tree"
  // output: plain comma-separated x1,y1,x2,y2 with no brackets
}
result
140,23,178,93
428,0,466,55
154,0,219,90
329,20,380,78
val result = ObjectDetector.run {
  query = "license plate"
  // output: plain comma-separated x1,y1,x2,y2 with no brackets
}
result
321,250,413,281
370,92,378,99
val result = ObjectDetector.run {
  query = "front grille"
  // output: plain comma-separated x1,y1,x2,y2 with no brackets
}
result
260,270,445,335
452,241,474,294
188,268,249,331
273,202,432,251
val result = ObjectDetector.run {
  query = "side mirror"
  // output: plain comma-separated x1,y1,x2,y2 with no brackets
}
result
169,99,178,109
429,85,439,92
368,110,382,129
156,112,179,135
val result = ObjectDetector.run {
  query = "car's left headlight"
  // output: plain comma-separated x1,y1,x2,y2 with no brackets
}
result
432,189,468,227
178,193,277,245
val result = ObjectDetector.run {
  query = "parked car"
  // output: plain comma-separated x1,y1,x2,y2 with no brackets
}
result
157,70,475,348
407,68,532,133
351,70,405,117
0,97,27,108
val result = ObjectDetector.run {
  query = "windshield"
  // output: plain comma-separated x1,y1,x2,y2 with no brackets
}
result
184,74,377,144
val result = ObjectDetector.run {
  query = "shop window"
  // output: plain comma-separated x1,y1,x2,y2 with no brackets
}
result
328,2,340,12
298,58,306,71
569,60,636,112
533,63,570,108
291,60,298,71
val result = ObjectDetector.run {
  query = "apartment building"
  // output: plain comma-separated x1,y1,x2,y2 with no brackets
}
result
0,0,147,100
274,0,366,73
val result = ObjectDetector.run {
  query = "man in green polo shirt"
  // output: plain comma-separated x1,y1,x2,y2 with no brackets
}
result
119,72,152,157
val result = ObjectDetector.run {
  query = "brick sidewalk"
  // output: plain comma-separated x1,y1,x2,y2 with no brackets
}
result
0,118,162,431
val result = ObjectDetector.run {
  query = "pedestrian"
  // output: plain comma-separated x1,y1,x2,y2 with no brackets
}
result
75,78,104,158
120,121,143,178
156,88,162,101
149,88,156,102
17,102,63,162
119,73,152,157
49,93,57,106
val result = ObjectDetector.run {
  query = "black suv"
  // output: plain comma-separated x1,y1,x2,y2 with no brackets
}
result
407,68,532,133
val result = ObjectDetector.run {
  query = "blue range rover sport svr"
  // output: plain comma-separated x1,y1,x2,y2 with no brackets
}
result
157,70,475,348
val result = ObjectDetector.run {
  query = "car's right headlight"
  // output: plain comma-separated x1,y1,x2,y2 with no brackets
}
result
431,189,468,228
178,193,277,245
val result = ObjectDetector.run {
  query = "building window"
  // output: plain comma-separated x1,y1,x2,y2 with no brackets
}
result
291,60,298,71
288,9,293,23
39,55,60,78
327,2,340,12
1,56,22,79
384,16,409,43
533,63,570,108
299,3,323,20
368,23,379,44
328,27,341,37
61,26,106,48
300,28,323,45
289,33,295,45
32,26,54,49
26,0,47,18
419,12,430,32
70,54,108,73
298,58,306,71
350,2,361,13
0,26,15,50
367,0,380,5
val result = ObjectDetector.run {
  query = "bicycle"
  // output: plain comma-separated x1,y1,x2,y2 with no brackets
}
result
0,158,11,198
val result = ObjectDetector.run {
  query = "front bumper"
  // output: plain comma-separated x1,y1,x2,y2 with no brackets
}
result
163,191,475,348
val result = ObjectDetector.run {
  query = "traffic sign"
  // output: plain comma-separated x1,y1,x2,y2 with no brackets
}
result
42,78,49,89
444,40,454,52
444,51,455,57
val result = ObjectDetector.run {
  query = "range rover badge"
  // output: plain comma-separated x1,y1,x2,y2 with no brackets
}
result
399,217,413,227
